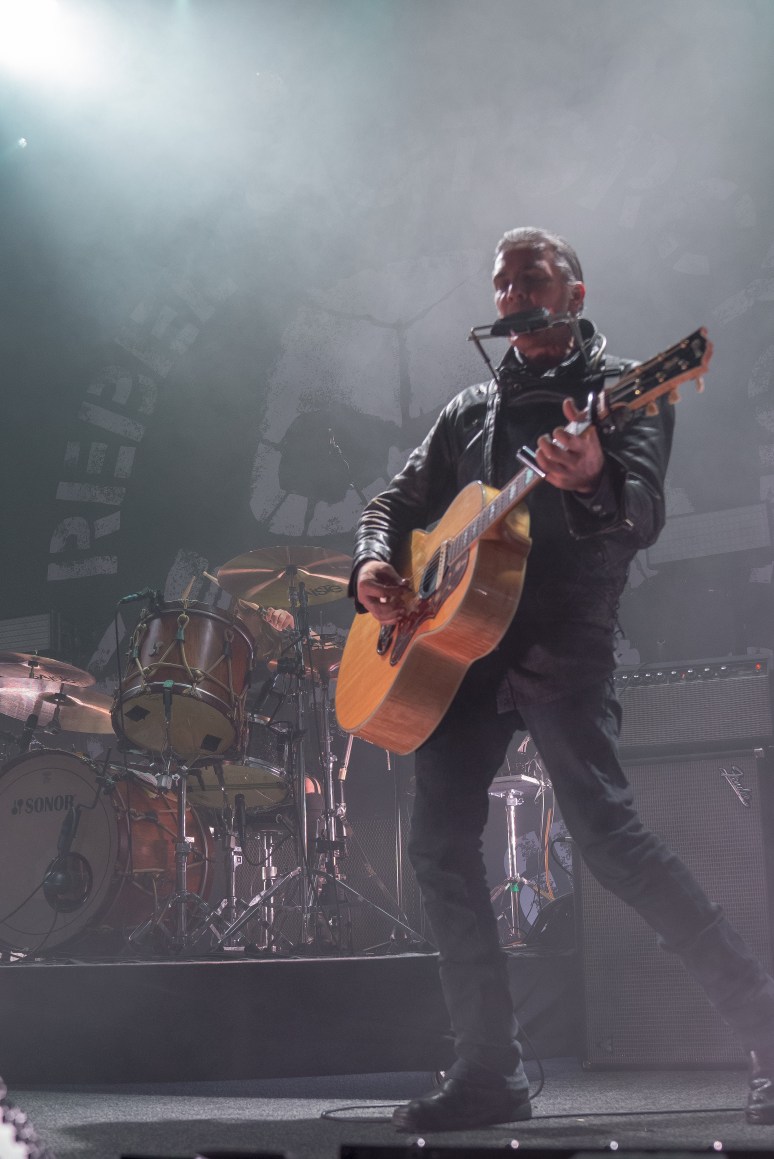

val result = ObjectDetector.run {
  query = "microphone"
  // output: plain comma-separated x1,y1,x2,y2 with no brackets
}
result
489,308,562,337
57,805,81,858
117,587,162,605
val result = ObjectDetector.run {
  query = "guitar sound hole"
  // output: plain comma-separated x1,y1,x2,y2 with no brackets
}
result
419,554,440,598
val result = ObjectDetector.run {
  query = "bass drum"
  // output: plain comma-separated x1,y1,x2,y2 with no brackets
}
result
0,749,215,953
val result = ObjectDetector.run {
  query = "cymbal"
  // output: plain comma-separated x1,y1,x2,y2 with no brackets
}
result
0,681,113,732
0,652,95,687
0,680,55,722
40,687,114,733
216,546,352,608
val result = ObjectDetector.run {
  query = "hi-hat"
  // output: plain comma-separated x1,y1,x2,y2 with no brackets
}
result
216,546,352,608
0,653,95,687
41,687,114,733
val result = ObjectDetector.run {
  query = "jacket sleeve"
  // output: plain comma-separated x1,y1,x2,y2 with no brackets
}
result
349,406,459,595
562,396,675,549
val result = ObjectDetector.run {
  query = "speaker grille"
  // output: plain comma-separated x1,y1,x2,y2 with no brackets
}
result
616,659,772,754
578,750,774,1066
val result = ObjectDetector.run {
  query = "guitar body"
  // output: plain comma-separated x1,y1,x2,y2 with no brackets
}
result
335,482,532,754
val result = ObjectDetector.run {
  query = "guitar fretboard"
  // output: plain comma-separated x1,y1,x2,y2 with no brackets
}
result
444,326,708,570
448,464,542,565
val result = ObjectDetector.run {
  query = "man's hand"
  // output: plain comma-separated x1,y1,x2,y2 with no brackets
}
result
264,606,294,632
534,397,605,495
356,560,411,624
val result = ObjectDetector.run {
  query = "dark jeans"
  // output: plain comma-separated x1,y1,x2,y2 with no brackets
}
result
409,652,774,1090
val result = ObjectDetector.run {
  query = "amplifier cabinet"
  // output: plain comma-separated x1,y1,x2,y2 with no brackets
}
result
615,657,773,756
577,747,774,1067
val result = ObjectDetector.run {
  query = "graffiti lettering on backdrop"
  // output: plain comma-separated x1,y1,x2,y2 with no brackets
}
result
48,271,237,588
44,267,237,674
47,365,156,582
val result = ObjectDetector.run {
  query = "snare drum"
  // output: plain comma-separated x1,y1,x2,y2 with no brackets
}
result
112,600,254,759
188,758,291,822
0,749,214,953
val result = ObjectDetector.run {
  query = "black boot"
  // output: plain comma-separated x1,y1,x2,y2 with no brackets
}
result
747,1049,774,1124
393,1077,532,1132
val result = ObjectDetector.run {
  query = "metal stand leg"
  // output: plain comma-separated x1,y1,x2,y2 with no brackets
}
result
128,759,219,954
362,749,432,954
489,786,551,948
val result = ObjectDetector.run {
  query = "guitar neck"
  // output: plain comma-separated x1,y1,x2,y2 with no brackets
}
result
446,327,710,568
449,458,546,564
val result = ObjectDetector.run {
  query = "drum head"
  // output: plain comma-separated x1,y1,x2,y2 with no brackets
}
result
188,759,289,812
113,686,239,759
0,750,119,952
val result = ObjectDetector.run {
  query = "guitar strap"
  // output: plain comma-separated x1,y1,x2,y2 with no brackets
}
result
481,376,501,487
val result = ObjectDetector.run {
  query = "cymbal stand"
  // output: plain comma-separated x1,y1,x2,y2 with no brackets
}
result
489,780,551,948
308,664,352,949
302,676,432,953
128,742,218,954
212,568,316,952
288,574,311,905
489,786,529,945
361,746,432,953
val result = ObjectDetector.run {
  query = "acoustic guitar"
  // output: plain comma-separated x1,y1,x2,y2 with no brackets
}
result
335,329,713,755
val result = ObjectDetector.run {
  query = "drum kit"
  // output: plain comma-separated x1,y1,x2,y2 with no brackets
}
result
0,546,424,959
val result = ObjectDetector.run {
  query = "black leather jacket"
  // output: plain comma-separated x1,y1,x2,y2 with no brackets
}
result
351,321,674,702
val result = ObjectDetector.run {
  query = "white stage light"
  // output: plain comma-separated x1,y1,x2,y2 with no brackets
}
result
17,137,28,147
0,0,94,86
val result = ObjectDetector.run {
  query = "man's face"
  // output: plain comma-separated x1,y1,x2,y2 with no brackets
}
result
492,245,585,368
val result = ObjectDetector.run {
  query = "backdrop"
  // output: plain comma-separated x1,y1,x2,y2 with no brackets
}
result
2,0,773,679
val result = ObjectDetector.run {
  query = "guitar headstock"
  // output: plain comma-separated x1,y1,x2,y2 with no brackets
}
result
607,328,713,417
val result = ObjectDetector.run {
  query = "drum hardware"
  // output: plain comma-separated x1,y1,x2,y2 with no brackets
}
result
0,675,113,749
0,749,215,956
354,742,433,955
124,757,220,955
201,561,330,952
286,633,428,954
488,764,554,948
39,687,114,734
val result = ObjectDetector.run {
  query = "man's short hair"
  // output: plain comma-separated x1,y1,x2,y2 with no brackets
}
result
495,227,584,285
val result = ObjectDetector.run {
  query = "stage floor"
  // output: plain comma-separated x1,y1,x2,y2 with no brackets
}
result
9,1059,765,1158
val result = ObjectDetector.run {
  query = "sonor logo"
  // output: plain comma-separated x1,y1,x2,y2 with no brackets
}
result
11,794,76,816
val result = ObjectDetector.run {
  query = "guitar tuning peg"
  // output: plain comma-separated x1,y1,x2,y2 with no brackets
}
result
695,376,705,393
645,401,659,417
668,388,681,405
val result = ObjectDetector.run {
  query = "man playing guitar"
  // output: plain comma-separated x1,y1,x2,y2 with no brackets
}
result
349,227,774,1132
